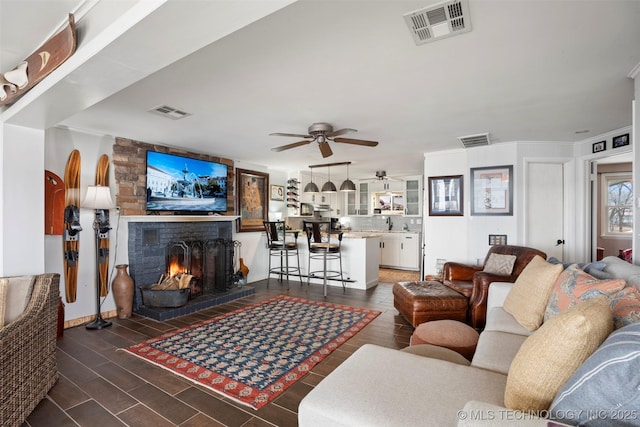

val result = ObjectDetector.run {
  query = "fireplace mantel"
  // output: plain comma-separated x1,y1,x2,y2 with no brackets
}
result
123,215,240,223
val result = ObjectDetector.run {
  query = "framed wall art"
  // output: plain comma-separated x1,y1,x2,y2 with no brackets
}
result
612,133,630,149
428,175,463,216
592,141,606,153
270,184,284,201
470,165,513,216
236,168,269,232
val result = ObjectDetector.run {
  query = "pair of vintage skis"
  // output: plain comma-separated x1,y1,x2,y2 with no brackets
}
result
57,152,111,303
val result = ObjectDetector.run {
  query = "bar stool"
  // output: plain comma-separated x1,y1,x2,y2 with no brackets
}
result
303,220,345,297
263,220,303,288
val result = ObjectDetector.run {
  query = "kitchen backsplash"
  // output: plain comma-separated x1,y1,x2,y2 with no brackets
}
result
342,216,422,233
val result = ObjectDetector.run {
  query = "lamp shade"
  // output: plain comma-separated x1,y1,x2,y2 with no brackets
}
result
82,185,115,210
304,181,320,193
321,180,337,193
340,179,356,192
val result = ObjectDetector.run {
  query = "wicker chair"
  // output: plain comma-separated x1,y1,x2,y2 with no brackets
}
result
0,273,60,426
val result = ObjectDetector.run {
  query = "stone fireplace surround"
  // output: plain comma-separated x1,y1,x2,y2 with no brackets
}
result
127,217,254,321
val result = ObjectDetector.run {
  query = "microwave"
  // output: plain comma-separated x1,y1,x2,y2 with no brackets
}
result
300,203,314,216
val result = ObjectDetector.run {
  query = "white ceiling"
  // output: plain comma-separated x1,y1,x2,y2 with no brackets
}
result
1,0,639,180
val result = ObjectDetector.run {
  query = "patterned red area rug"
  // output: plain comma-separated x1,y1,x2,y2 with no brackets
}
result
123,295,380,409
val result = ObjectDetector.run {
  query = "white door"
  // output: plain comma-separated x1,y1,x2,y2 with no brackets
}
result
527,162,564,260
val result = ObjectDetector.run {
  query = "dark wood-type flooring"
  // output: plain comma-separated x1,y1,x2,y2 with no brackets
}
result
25,275,414,427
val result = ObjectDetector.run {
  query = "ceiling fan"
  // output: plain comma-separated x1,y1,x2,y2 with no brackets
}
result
270,122,379,158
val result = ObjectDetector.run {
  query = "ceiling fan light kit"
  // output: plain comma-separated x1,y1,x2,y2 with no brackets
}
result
270,122,379,158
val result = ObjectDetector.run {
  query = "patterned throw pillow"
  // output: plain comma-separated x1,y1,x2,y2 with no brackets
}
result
504,255,564,331
504,297,613,412
608,286,640,329
550,321,640,425
544,264,626,322
483,253,517,276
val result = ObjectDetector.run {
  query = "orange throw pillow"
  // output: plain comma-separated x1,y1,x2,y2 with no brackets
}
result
544,264,625,322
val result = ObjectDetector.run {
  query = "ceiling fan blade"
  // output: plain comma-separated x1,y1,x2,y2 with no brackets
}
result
318,142,333,158
327,128,357,138
333,137,379,147
270,132,312,138
271,140,312,152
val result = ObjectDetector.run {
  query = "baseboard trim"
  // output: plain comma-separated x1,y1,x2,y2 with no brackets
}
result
64,310,117,329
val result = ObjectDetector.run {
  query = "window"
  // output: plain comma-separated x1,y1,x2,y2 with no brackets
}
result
603,173,633,235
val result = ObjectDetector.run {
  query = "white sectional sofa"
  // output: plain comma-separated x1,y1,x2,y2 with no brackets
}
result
298,256,640,426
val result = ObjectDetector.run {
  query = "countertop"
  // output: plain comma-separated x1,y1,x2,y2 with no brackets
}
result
285,229,418,239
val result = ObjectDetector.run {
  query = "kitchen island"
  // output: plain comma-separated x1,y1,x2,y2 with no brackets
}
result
295,231,381,290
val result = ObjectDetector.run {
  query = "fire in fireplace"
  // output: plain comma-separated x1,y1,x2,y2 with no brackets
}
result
164,239,232,297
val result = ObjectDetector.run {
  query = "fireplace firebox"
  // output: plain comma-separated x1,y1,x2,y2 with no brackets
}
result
127,219,255,321
165,238,233,297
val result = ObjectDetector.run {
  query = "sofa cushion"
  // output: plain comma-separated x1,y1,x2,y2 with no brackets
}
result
483,253,517,276
504,297,613,412
299,344,508,427
3,275,35,326
544,264,625,322
471,331,528,375
550,321,640,426
503,255,563,331
0,278,7,328
547,257,607,276
602,255,640,290
608,286,640,329
484,307,532,336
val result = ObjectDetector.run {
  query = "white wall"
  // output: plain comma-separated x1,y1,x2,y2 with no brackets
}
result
422,126,640,276
1,123,45,275
44,127,117,321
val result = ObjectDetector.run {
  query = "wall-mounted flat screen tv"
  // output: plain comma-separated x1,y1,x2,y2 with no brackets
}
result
146,151,228,213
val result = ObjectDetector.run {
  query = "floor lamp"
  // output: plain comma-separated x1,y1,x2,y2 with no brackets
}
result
82,185,115,330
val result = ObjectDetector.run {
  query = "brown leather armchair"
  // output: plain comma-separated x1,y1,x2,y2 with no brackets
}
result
442,245,546,330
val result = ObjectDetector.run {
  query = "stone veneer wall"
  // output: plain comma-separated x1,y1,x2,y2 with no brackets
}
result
112,137,235,216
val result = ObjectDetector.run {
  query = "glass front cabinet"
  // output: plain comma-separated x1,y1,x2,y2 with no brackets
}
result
345,181,370,216
404,176,423,217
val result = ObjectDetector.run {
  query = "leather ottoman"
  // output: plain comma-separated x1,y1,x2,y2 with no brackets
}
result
410,319,479,361
393,281,467,328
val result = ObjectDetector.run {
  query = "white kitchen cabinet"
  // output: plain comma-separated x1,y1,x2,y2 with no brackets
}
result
404,175,423,217
398,233,420,270
369,180,403,193
344,181,370,216
379,235,400,267
378,232,420,271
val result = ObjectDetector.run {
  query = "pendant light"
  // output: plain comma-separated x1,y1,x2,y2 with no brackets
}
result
340,162,356,192
304,167,319,193
321,166,337,193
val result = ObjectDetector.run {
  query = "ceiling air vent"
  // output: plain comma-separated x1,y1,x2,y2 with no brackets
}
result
458,133,491,149
149,105,192,120
404,0,471,45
